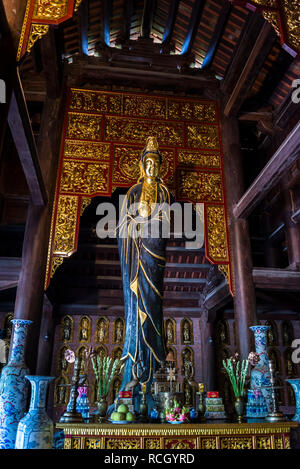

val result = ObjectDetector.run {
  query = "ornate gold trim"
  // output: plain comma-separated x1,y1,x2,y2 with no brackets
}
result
17,0,32,61
56,422,298,437
27,23,49,55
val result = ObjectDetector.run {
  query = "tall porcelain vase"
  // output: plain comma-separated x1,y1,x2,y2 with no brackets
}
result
286,379,300,422
0,319,32,449
249,325,272,411
15,376,55,449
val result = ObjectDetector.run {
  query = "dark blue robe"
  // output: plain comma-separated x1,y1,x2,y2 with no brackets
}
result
117,181,170,387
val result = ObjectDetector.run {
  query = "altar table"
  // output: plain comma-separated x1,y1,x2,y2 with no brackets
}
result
56,421,298,449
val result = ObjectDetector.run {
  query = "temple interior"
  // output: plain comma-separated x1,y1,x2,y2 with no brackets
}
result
0,0,300,451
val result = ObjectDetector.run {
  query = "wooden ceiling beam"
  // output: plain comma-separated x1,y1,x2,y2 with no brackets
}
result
117,0,133,43
40,28,62,99
79,0,89,55
201,1,231,69
68,59,219,95
181,0,205,55
246,47,294,108
7,71,47,206
223,21,276,117
203,279,230,313
56,275,207,286
233,120,300,219
0,280,18,291
221,11,264,96
161,0,179,50
253,267,300,292
57,303,203,316
141,0,156,39
103,0,112,46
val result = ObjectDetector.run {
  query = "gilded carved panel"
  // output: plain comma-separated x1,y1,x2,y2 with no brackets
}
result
17,1,80,61
178,149,220,168
206,205,229,262
52,195,79,255
123,95,167,119
220,437,253,449
186,124,220,150
66,113,102,141
144,438,161,449
45,88,234,294
105,438,141,449
70,90,123,114
168,99,217,122
60,160,110,196
32,0,69,20
85,438,102,449
177,170,223,203
165,438,196,449
64,140,110,161
200,437,217,449
105,116,185,146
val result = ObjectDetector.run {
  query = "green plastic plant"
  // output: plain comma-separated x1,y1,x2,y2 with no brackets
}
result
222,354,249,397
91,354,121,399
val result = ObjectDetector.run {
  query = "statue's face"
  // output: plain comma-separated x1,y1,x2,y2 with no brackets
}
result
144,154,160,179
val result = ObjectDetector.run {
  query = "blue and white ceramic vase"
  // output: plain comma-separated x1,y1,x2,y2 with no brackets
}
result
249,325,272,411
286,379,300,422
15,375,54,449
0,319,32,449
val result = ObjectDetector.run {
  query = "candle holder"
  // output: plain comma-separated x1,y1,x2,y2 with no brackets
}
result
264,360,286,423
59,357,83,424
139,391,148,423
196,392,206,422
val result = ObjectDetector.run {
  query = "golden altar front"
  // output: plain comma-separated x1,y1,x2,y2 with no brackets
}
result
56,421,298,450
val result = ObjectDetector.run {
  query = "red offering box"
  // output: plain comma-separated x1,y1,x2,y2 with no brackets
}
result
119,391,132,398
207,391,219,398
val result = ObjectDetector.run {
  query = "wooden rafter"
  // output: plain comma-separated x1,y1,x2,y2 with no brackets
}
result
224,21,276,117
40,28,62,99
161,0,179,49
233,120,300,219
221,11,264,95
7,71,47,206
79,0,89,55
117,0,133,43
201,1,231,69
181,0,205,55
141,0,156,39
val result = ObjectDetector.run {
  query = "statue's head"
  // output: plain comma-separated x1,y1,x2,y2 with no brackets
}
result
139,136,162,181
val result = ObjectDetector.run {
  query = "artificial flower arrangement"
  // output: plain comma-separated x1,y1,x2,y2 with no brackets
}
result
87,347,122,399
222,351,260,397
165,398,190,424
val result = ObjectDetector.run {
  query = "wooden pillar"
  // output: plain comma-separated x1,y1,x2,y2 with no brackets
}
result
283,188,300,270
221,115,257,359
2,0,27,51
36,295,56,376
13,96,65,373
0,1,14,157
200,314,216,390
13,203,52,371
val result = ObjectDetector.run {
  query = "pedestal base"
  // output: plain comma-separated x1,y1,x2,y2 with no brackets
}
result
57,421,298,449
